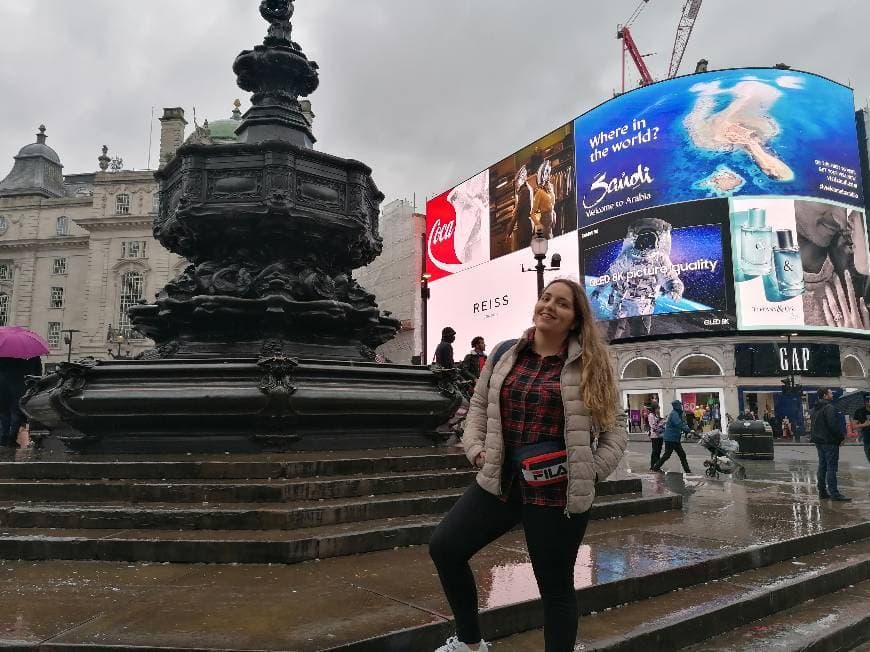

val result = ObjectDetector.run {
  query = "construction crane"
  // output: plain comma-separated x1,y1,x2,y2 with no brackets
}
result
668,0,704,79
618,0,703,93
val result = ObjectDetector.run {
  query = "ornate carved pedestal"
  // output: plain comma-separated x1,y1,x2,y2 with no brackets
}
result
22,0,460,453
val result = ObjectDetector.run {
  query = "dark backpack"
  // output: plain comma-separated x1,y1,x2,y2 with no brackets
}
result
489,339,518,370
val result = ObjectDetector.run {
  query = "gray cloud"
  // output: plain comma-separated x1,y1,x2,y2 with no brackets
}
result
1,0,868,206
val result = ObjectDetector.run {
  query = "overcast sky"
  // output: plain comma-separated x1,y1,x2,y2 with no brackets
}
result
1,0,868,206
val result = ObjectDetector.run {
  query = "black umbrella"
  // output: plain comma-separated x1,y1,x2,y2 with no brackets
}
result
832,390,869,416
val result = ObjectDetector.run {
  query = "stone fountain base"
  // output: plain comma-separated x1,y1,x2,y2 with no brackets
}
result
23,357,461,454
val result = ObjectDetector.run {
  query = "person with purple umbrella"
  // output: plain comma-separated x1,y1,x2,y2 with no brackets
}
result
0,327,47,448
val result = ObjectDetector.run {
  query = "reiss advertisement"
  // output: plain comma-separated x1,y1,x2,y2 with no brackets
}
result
426,171,491,282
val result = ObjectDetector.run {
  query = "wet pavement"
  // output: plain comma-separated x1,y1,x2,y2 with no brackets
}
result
0,443,866,650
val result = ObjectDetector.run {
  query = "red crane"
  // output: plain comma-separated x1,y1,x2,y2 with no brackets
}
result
618,0,704,93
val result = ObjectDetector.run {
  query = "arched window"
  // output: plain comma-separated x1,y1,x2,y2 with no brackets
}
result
843,355,865,379
118,271,144,336
55,216,69,236
622,357,663,379
674,354,723,377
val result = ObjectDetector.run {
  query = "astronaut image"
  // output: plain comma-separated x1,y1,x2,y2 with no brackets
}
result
591,217,685,338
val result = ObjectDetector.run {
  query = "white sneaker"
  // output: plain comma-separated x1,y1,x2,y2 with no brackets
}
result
433,635,489,652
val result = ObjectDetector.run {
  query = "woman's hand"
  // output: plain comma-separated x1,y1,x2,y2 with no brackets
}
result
822,270,870,329
473,451,486,468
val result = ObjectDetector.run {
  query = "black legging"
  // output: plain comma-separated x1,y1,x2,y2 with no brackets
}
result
650,438,663,469
429,481,590,652
653,441,691,472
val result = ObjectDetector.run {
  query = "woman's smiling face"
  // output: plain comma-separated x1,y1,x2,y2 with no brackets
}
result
533,282,577,338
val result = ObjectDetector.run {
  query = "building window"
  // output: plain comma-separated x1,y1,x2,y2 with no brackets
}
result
47,322,62,349
0,216,7,235
121,240,147,259
0,294,8,326
115,193,130,215
52,257,67,275
118,271,144,336
56,215,69,236
621,357,663,379
674,354,723,377
0,264,12,281
843,355,865,379
50,287,64,309
151,193,160,214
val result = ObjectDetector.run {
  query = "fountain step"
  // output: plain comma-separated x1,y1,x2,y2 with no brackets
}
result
0,492,678,564
0,468,480,502
490,536,870,651
0,478,649,531
0,449,471,480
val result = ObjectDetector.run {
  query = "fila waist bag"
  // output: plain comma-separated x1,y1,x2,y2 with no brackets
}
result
512,440,568,487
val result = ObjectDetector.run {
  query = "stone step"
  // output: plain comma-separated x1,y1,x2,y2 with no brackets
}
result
489,537,870,651
339,522,870,652
0,492,678,564
682,580,870,652
0,478,655,531
0,470,641,504
0,449,471,480
0,468,479,502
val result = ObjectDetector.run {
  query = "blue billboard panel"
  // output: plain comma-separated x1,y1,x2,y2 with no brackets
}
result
582,199,735,339
575,69,864,226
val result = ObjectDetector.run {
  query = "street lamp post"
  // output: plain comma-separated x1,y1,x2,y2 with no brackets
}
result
421,272,431,365
107,335,128,360
60,329,80,363
781,332,802,395
521,231,561,297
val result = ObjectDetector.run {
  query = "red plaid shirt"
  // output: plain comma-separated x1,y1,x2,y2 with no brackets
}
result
499,331,568,507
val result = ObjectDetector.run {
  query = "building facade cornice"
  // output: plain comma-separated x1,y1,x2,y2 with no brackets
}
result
0,236,89,251
74,215,154,231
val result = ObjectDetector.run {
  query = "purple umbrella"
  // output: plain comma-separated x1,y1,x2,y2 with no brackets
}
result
0,326,50,359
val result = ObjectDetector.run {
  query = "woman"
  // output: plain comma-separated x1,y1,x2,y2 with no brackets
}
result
429,279,627,652
647,403,664,471
651,400,692,474
505,166,534,252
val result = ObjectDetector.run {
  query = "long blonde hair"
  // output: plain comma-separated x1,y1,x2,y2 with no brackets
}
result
545,278,618,429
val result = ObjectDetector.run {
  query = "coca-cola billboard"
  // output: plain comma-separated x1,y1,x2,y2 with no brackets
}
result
426,171,490,282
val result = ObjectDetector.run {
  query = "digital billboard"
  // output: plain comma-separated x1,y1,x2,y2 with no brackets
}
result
582,199,735,339
574,69,864,225
732,196,869,333
425,67,870,349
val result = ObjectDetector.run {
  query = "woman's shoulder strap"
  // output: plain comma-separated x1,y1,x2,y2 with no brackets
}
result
490,339,518,368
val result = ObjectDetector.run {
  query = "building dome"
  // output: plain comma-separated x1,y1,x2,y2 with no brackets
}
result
206,100,243,142
0,125,64,198
16,142,62,165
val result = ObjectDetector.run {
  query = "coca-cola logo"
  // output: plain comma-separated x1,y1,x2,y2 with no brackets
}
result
426,194,463,278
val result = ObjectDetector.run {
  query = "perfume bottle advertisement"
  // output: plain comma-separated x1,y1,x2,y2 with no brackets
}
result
581,199,735,340
732,196,870,333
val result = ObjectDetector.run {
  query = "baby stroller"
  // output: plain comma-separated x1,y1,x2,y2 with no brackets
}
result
698,430,742,479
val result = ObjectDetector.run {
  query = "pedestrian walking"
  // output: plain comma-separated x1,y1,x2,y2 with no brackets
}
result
647,404,664,470
651,400,693,474
428,279,627,652
811,388,850,501
434,327,457,368
853,394,870,465
459,336,487,384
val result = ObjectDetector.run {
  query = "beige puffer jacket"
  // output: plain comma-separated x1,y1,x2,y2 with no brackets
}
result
462,332,627,514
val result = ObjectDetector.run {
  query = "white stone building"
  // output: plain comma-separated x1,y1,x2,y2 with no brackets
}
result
354,199,426,364
0,117,189,368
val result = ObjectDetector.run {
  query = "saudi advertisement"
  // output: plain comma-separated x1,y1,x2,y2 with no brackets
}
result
425,67,869,347
574,69,864,225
